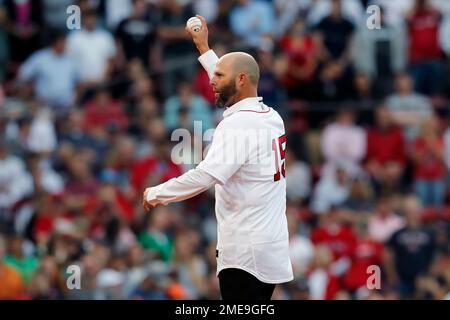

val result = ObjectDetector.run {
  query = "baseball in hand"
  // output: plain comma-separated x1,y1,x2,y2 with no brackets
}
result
187,16,202,32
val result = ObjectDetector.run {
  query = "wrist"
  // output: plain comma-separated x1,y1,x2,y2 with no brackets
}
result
198,44,210,55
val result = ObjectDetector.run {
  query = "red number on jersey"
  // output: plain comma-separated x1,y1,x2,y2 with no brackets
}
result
272,134,286,181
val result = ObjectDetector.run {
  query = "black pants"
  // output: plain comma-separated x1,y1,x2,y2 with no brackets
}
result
218,268,276,300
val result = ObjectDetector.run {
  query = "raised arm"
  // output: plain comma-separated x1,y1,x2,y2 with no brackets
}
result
185,15,219,80
142,16,235,211
142,16,218,211
185,15,210,55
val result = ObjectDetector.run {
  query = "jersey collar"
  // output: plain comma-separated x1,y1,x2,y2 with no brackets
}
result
223,97,264,118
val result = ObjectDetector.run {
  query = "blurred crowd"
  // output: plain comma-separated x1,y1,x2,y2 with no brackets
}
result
1,0,450,300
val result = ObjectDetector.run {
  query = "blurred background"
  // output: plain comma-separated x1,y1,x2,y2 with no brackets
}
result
1,0,450,300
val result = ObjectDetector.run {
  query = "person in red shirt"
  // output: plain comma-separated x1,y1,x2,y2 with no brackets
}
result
411,116,446,207
365,105,406,194
343,217,384,294
64,154,100,213
311,206,357,276
82,88,129,134
33,193,76,247
279,18,318,99
406,0,445,96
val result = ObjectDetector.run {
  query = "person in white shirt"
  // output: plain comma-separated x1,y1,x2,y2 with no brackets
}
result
321,109,367,179
66,8,116,84
0,138,33,232
142,15,293,300
368,194,405,243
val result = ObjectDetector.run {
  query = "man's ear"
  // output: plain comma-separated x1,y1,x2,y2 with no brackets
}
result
236,73,246,87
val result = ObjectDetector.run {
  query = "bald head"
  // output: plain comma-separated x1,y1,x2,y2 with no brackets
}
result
211,51,260,108
220,52,260,86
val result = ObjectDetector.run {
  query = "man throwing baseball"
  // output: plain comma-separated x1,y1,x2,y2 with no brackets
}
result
143,15,293,300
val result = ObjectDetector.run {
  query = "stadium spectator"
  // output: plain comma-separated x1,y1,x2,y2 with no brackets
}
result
342,175,375,213
0,138,32,232
312,0,356,100
25,152,64,196
411,116,446,207
368,194,406,243
63,153,99,213
171,229,208,299
365,105,407,194
307,244,341,300
157,0,196,96
4,234,39,285
229,0,277,49
386,72,432,141
21,104,58,156
311,207,357,273
163,80,213,133
100,0,133,31
343,217,384,295
138,206,174,263
310,164,351,214
115,0,160,69
351,73,380,112
287,205,314,277
285,148,312,204
17,31,80,115
306,0,364,28
27,255,65,299
256,46,287,108
352,4,406,95
134,118,166,160
3,0,42,63
406,0,445,96
0,235,25,299
384,195,436,298
279,18,319,100
82,88,129,135
66,8,117,85
320,109,366,179
193,0,219,24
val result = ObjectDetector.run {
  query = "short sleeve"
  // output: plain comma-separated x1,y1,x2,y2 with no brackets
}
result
19,52,41,82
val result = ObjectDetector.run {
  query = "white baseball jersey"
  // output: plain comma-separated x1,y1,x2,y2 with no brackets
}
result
198,49,293,284
147,50,293,284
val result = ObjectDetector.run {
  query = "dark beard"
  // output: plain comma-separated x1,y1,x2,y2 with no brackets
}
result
215,80,237,108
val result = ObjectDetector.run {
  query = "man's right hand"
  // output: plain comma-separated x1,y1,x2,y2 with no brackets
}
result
185,15,210,55
143,187,158,211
